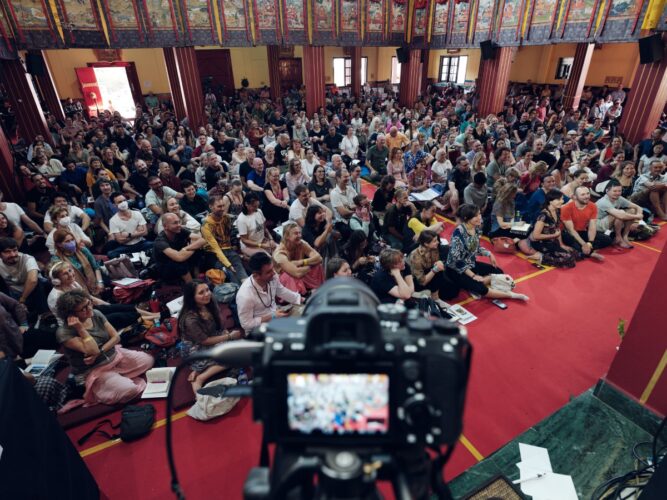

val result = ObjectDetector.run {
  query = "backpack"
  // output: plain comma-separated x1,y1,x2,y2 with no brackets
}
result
144,317,179,348
213,282,240,304
77,404,156,445
112,279,155,304
104,256,139,279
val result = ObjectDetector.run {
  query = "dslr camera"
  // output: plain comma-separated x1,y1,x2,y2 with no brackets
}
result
174,278,471,500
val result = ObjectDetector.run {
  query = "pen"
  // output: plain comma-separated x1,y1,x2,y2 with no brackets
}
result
512,472,548,484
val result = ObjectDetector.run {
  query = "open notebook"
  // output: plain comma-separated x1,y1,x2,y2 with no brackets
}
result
141,367,177,399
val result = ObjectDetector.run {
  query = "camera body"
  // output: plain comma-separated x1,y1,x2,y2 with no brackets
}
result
250,279,471,449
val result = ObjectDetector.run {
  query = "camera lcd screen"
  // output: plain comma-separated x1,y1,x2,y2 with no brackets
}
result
286,373,389,435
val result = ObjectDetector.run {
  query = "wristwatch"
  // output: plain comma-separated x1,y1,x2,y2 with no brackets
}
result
432,264,439,273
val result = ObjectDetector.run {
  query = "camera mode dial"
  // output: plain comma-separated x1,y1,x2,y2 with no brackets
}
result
403,393,434,428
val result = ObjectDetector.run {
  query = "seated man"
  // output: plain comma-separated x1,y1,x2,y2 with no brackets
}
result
383,188,416,251
289,184,331,227
145,176,182,224
108,193,154,259
630,160,667,220
201,195,247,284
370,248,414,304
179,180,209,220
596,179,644,249
236,252,301,333
0,237,48,315
561,186,611,261
153,213,206,283
272,222,324,296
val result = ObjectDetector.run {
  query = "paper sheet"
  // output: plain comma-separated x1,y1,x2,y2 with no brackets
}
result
516,444,577,500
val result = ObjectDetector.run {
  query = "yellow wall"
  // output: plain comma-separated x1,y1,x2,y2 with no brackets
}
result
508,43,639,87
428,49,481,83
228,47,270,88
44,48,170,99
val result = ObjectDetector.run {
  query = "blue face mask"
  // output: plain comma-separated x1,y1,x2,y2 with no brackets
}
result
62,241,77,253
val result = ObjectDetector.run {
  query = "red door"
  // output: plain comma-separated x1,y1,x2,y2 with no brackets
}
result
195,49,235,96
75,67,102,117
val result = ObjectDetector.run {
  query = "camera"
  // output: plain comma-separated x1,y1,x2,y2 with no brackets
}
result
169,278,471,500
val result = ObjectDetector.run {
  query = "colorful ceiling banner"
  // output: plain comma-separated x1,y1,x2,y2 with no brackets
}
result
0,0,659,52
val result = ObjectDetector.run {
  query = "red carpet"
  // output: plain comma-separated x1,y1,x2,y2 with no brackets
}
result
67,186,665,499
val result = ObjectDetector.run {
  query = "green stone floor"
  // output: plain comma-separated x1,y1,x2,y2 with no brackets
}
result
449,389,656,499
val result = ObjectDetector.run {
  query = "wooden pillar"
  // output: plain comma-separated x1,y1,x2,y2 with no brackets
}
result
0,126,22,201
303,46,325,117
477,47,515,117
163,47,205,130
31,51,65,122
350,46,362,98
0,58,52,145
420,49,430,96
267,45,282,102
399,49,422,108
618,34,667,145
562,43,595,111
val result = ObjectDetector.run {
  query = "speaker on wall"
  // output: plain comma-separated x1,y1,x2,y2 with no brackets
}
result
396,47,409,64
480,40,497,61
638,34,664,64
25,52,46,76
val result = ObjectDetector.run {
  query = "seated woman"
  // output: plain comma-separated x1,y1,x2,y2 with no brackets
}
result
272,222,324,295
55,289,154,405
408,230,460,302
46,205,92,255
178,280,243,392
490,183,540,259
370,248,414,303
446,204,529,301
529,190,578,268
0,212,25,249
308,164,334,209
407,159,431,193
236,192,277,258
263,167,290,226
222,179,245,218
302,205,337,260
155,196,201,234
324,257,352,279
371,176,396,220
387,147,408,187
285,159,311,200
519,161,548,196
0,291,28,361
52,229,104,296
47,261,157,330
342,230,376,284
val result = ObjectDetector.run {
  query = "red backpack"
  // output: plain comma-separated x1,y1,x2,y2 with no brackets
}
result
144,317,179,348
112,279,155,304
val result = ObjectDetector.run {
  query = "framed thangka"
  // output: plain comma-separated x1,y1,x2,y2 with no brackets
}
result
221,0,251,45
497,0,524,45
104,0,147,47
560,0,601,41
5,0,56,48
339,0,360,44
526,0,559,43
284,0,308,44
252,0,281,44
474,0,495,43
388,0,408,45
411,0,430,48
142,0,182,45
0,5,16,57
449,0,471,46
431,0,452,47
365,0,386,45
596,0,650,42
182,0,219,45
313,0,337,44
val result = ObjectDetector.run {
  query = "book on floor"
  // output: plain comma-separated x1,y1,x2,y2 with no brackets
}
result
409,188,441,202
142,367,177,399
167,296,184,317
447,304,477,325
25,350,62,376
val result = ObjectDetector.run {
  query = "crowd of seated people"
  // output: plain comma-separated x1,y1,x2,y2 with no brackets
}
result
1,77,665,409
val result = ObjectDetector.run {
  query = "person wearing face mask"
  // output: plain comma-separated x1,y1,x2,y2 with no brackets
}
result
52,229,105,296
107,193,153,259
46,206,91,255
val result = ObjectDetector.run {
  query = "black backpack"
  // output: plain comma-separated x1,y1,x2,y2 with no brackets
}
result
78,404,156,445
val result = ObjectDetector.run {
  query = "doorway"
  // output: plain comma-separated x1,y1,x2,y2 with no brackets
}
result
76,63,142,119
195,49,235,96
279,58,303,91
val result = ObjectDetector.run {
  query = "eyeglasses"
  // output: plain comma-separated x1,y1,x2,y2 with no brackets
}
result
75,301,93,313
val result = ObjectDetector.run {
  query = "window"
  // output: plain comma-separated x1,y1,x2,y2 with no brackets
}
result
555,57,574,80
333,57,368,87
438,56,468,84
391,56,401,84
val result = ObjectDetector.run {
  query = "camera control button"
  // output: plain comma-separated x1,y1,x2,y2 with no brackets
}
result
401,360,420,381
273,342,284,351
407,434,417,444
290,342,305,351
384,343,395,352
404,345,418,353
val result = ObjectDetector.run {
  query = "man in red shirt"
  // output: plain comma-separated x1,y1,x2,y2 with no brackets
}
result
561,186,611,260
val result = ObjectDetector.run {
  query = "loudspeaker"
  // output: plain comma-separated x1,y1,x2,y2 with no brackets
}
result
480,40,497,61
396,47,409,64
25,52,46,76
638,34,664,64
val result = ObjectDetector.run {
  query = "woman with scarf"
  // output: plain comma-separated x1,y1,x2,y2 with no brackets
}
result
51,229,104,296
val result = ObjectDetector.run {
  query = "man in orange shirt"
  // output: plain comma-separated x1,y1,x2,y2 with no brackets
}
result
385,126,410,152
561,186,611,261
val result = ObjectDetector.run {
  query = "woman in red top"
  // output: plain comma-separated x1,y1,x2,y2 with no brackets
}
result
520,161,548,195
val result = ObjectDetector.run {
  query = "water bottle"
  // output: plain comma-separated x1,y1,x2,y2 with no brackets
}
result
149,291,160,313
515,210,521,221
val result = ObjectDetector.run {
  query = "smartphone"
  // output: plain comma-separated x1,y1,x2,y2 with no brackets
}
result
492,299,508,310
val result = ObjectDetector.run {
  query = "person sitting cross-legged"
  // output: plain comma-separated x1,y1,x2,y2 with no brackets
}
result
409,230,460,303
561,186,611,261
595,179,644,249
153,213,207,283
272,222,324,296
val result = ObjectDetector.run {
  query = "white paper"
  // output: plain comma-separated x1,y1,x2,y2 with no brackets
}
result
409,188,441,202
25,350,62,376
142,367,176,399
167,296,184,317
519,443,553,473
448,304,477,325
520,472,577,500
111,277,142,286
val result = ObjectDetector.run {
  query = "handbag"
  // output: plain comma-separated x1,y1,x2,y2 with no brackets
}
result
187,378,240,421
104,256,139,279
112,279,155,304
489,274,515,292
144,317,179,348
491,237,516,254
77,404,156,445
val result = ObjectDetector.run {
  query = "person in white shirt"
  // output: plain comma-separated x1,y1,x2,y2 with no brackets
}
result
301,148,321,178
145,176,183,223
236,192,277,257
630,160,667,220
108,193,154,258
340,127,360,164
46,205,91,255
431,148,453,184
0,192,45,237
289,185,332,226
0,237,48,314
235,252,301,333
43,194,90,233
330,168,357,238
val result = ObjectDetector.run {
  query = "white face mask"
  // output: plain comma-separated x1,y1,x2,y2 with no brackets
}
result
58,216,71,226
117,201,129,211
